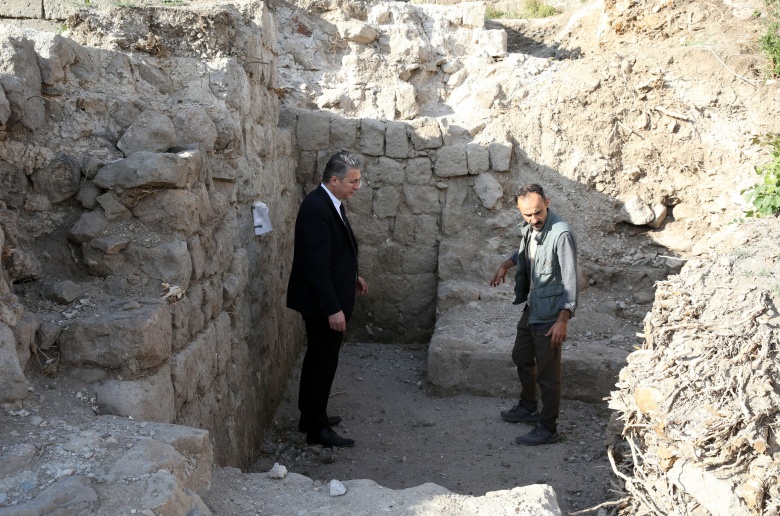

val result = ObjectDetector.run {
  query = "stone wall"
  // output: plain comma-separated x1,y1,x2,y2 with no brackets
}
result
0,0,187,22
397,0,577,14
282,110,514,343
0,1,302,468
276,1,509,120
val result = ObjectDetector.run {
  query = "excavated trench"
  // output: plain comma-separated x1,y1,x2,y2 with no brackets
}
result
245,4,686,513
1,0,778,513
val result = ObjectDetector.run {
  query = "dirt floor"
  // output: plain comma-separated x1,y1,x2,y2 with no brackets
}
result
253,342,620,515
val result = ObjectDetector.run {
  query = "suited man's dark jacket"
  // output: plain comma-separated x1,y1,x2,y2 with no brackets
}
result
287,185,359,321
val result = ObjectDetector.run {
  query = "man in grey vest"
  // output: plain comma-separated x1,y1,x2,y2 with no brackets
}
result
489,184,578,446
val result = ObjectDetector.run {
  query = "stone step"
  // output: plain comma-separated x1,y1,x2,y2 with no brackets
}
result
207,468,562,515
427,282,631,402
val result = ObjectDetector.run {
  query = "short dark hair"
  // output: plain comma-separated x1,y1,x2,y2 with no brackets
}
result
322,152,362,184
514,184,546,202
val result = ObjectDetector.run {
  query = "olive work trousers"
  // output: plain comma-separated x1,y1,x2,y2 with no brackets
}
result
511,308,562,432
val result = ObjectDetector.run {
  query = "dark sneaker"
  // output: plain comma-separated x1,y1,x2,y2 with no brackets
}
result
500,404,539,423
515,423,560,446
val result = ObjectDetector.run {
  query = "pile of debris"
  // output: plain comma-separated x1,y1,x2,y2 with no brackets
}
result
608,219,780,515
605,0,762,40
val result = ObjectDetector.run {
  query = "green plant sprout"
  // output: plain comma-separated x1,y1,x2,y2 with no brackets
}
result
742,133,780,217
485,0,556,19
760,0,780,77
521,0,557,18
485,6,516,19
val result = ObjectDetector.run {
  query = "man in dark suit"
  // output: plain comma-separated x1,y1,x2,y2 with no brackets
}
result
287,151,368,448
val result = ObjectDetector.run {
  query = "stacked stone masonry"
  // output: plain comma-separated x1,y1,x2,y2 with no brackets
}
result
414,0,576,13
0,2,303,470
283,109,513,342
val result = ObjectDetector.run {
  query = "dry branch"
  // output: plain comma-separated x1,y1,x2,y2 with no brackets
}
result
608,242,780,515
653,105,690,121
568,497,631,515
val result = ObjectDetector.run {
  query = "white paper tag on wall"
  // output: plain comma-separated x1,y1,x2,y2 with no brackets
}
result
252,201,273,235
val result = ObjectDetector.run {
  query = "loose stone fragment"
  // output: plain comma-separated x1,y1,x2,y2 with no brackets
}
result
96,193,132,222
619,196,654,225
68,211,108,244
329,479,347,496
268,463,287,479
44,280,83,304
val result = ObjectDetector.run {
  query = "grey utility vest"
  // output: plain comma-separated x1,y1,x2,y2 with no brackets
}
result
512,210,571,325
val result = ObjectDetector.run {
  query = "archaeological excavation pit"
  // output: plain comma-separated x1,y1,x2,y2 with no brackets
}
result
1,0,778,514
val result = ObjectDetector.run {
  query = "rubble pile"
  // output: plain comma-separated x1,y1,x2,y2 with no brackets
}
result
0,410,214,515
609,219,780,515
605,0,763,38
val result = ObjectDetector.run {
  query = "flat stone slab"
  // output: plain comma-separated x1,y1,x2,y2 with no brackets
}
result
207,469,562,515
427,283,630,402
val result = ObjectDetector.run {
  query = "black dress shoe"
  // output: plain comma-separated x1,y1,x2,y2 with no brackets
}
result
306,427,354,448
298,416,342,433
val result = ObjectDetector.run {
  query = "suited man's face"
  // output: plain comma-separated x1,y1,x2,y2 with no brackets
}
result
330,168,362,201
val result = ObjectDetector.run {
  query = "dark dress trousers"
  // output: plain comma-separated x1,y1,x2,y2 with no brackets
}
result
287,185,358,433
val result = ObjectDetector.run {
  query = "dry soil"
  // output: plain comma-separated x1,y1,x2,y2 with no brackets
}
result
253,342,619,515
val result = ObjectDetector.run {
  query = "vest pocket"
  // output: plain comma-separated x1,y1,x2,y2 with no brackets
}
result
529,283,564,321
535,258,554,276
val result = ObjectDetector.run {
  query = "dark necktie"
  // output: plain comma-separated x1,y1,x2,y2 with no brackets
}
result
340,204,357,252
339,204,348,226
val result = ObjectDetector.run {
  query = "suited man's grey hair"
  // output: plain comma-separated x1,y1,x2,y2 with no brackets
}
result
322,152,362,184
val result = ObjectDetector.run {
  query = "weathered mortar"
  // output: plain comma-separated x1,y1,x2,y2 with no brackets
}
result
0,1,303,469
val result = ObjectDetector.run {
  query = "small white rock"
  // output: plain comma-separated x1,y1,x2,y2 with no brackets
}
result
55,468,75,478
329,479,347,496
268,463,287,479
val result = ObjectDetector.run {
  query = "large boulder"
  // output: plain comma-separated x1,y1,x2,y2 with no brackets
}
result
117,110,177,156
0,80,10,125
132,190,200,238
336,20,379,44
59,299,172,371
30,153,81,204
473,173,503,209
90,364,175,423
409,118,443,150
12,311,37,370
173,106,218,151
0,323,26,402
0,476,98,515
0,161,28,209
435,145,468,178
94,151,201,190
0,30,45,130
68,210,108,244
